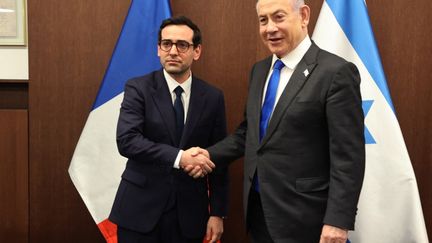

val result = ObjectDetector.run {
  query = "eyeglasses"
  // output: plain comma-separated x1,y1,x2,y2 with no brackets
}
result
159,39,194,53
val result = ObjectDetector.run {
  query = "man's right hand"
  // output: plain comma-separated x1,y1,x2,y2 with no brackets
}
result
180,147,214,178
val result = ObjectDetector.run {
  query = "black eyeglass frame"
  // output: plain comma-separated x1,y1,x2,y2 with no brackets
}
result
159,39,195,53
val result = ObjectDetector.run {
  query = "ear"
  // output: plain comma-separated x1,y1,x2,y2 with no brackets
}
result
157,44,161,57
193,44,202,61
300,5,310,28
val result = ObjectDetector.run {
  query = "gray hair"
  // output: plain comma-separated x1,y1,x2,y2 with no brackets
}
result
256,0,305,12
293,0,305,11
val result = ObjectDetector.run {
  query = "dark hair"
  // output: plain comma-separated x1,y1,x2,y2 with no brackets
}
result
158,16,202,46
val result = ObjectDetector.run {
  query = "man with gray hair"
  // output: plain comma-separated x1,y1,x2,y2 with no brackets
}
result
188,0,365,242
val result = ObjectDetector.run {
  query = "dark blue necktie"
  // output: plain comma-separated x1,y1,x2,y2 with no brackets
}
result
173,86,184,145
253,59,285,192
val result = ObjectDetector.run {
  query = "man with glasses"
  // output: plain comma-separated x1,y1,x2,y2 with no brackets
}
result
109,16,228,243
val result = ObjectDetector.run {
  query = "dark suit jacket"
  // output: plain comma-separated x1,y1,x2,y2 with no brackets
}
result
208,42,365,242
109,69,228,238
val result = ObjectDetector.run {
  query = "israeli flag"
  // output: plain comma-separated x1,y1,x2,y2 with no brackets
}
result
312,0,429,242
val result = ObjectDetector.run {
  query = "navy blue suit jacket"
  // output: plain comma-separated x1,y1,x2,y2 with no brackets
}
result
109,69,228,238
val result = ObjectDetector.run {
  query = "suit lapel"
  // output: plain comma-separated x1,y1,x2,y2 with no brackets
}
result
151,70,178,145
259,44,319,148
249,57,273,144
180,77,206,147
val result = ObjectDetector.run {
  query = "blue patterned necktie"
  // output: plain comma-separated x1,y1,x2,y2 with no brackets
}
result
253,59,285,192
173,86,184,145
260,59,285,141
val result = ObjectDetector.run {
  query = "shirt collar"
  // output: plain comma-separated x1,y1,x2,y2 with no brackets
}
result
271,35,312,70
163,69,192,97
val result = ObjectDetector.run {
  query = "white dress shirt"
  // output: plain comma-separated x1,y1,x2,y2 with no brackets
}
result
262,36,312,119
163,70,192,169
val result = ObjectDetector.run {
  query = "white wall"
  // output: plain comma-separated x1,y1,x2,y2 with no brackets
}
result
0,46,29,80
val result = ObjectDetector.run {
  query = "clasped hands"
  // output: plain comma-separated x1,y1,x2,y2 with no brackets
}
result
179,147,212,178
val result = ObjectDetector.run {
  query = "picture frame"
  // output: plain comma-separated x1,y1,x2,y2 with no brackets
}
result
0,0,27,45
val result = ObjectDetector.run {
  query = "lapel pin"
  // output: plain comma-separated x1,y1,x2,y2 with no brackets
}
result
303,69,309,77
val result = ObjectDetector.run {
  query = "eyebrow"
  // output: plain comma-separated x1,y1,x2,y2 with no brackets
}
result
161,39,191,43
258,9,286,18
272,10,287,15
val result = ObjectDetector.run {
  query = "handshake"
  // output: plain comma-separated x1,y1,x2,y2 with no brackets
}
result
179,147,213,178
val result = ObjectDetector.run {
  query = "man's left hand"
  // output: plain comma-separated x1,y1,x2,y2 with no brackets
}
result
319,224,348,243
205,216,223,243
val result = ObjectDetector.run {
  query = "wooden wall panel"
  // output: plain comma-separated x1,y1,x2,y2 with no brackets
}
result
28,0,130,242
0,110,28,243
0,83,28,109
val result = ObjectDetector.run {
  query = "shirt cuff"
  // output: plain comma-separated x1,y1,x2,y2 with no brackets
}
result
173,150,184,169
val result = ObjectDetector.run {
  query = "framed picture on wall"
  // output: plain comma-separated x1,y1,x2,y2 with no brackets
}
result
0,0,27,45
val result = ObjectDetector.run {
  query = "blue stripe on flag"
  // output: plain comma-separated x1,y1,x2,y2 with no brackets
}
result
362,100,376,144
325,0,395,113
92,0,172,110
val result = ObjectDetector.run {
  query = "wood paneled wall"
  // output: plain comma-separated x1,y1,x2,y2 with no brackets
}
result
0,83,28,109
0,110,28,243
0,0,424,242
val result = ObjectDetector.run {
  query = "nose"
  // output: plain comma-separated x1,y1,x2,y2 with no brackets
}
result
169,44,179,55
266,20,278,33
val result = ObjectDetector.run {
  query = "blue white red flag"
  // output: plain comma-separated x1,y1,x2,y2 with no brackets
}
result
68,1,171,242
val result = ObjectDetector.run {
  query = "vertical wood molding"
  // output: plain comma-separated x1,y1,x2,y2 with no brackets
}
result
0,110,28,243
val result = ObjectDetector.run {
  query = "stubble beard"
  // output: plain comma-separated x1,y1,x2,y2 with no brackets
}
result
164,64,190,81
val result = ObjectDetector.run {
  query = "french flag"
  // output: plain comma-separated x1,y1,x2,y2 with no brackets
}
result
312,0,429,242
68,0,171,242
